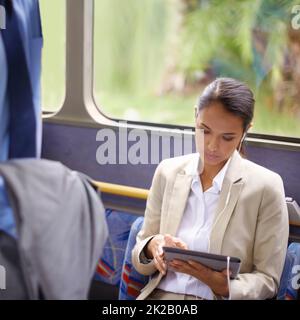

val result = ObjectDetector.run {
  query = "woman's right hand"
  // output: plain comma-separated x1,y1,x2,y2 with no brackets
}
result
145,234,188,275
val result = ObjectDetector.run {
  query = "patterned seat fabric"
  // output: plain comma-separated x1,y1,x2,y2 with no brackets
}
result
119,216,149,300
277,242,300,300
95,210,148,299
94,209,138,286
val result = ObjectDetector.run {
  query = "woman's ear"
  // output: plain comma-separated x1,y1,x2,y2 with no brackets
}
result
247,122,253,132
242,122,253,140
238,123,252,154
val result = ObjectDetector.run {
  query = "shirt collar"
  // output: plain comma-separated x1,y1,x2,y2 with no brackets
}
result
185,153,201,176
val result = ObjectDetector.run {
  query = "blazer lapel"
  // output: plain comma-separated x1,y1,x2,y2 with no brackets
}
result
209,151,244,254
164,173,193,236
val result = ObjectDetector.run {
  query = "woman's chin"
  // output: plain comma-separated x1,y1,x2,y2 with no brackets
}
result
204,156,227,169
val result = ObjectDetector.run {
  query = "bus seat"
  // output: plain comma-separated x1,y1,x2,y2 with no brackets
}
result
119,216,149,300
94,209,138,289
277,242,300,300
286,198,300,224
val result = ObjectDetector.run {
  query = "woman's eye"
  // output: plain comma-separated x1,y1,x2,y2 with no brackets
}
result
223,136,234,141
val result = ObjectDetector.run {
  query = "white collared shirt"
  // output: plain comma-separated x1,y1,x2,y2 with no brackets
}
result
158,153,230,299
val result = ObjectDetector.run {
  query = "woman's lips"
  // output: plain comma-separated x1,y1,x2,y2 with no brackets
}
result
205,152,220,161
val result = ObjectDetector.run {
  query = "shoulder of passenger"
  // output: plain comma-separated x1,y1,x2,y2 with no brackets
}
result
157,153,196,175
242,159,283,187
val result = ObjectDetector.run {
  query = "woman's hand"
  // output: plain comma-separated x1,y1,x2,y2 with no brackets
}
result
145,234,188,275
168,259,230,297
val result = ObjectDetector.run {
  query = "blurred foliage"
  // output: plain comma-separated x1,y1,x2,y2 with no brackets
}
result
177,0,300,136
94,0,173,95
179,0,297,87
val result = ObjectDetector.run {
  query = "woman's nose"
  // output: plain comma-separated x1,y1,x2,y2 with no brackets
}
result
207,138,218,152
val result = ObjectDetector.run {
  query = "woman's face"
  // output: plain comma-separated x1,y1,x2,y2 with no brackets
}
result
196,102,245,168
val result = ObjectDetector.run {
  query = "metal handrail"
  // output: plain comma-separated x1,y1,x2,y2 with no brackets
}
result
93,181,149,200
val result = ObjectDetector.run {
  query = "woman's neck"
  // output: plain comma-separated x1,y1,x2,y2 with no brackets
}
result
200,161,226,192
201,161,226,181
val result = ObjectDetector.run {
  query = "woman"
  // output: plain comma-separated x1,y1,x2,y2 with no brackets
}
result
132,78,289,300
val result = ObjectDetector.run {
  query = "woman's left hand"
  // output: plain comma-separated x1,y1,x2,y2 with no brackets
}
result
168,259,230,297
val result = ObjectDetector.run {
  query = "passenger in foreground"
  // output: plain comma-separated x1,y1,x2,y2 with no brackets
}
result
132,77,289,300
0,0,108,299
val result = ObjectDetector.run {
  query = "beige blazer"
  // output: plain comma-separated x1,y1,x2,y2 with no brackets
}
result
132,151,289,300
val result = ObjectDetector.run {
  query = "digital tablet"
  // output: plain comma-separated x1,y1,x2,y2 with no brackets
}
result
163,246,241,279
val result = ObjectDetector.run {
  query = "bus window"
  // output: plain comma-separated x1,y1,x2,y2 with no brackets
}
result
40,0,66,113
93,0,300,138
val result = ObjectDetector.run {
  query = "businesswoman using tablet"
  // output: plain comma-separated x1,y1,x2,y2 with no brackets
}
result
132,77,289,300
